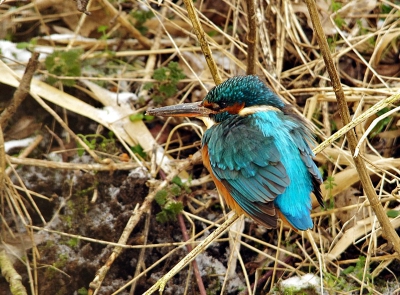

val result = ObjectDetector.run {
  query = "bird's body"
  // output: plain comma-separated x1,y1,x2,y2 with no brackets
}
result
147,76,323,231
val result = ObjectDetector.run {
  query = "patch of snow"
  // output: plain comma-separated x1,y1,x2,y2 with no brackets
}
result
0,40,32,63
41,34,93,42
377,19,385,30
153,146,172,173
47,152,63,162
4,137,36,153
108,91,138,103
0,40,52,63
98,106,124,123
280,273,319,291
128,167,150,179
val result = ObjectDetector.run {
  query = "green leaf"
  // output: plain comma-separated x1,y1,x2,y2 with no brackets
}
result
155,190,168,206
16,42,30,49
330,0,342,12
170,184,181,196
166,202,183,215
129,113,144,122
143,114,155,121
45,49,83,86
97,25,108,34
153,68,167,82
131,144,147,158
143,82,154,90
334,15,346,28
172,176,183,187
131,10,154,24
156,211,168,223
159,83,178,97
387,210,400,218
167,61,186,82
342,266,355,275
324,175,337,190
67,237,79,248
370,108,392,138
152,95,164,104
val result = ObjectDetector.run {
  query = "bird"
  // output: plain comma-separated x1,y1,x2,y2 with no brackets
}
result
147,75,323,231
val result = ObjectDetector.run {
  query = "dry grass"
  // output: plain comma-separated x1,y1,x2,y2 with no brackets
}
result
1,0,400,294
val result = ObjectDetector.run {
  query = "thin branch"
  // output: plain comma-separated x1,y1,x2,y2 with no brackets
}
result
182,0,222,85
7,154,139,171
0,52,39,129
246,0,257,75
304,0,400,257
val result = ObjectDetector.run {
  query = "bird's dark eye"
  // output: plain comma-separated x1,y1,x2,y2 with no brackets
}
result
219,102,228,109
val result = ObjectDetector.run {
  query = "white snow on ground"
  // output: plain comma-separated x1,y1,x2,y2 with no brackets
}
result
0,40,53,63
108,91,138,103
280,273,319,291
4,137,36,153
0,40,32,63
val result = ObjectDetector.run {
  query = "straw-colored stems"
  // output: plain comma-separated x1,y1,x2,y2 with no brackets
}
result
304,0,400,258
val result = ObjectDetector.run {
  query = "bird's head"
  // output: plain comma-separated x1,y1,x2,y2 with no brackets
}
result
146,76,285,124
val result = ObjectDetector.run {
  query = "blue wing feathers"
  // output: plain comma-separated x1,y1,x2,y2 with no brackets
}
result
203,109,322,230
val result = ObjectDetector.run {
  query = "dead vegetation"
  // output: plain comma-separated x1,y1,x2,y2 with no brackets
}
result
1,0,400,294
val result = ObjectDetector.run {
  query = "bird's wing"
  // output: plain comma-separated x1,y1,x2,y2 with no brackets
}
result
203,115,291,228
286,114,324,206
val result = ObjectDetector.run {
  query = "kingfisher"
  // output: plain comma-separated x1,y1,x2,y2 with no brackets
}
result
147,76,323,231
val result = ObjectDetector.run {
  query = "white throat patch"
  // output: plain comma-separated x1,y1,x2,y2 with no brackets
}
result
200,117,216,129
238,105,280,116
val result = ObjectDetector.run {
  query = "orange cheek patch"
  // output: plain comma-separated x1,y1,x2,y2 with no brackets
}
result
224,102,245,114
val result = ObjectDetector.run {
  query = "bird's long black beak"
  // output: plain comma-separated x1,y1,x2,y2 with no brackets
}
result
146,102,215,117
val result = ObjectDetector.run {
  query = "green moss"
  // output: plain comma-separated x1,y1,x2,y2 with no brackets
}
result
45,49,83,86
66,237,80,248
155,176,191,223
77,133,119,157
44,254,69,280
145,61,186,105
